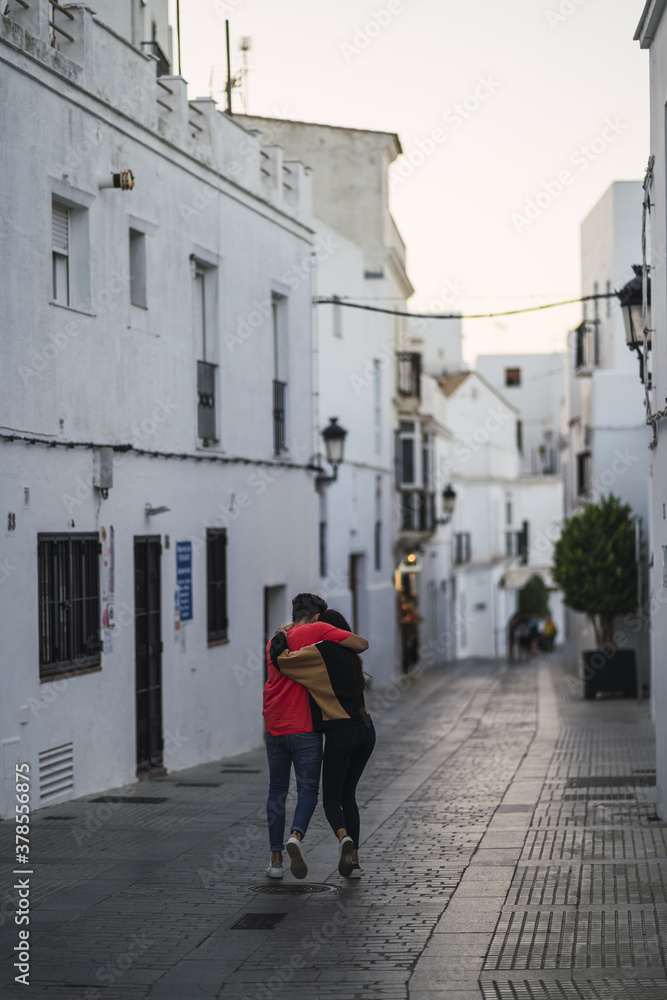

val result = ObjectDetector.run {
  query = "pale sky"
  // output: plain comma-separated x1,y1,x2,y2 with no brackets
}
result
169,0,650,363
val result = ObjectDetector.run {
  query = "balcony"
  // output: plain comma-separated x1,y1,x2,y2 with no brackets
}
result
197,360,217,444
273,379,287,455
399,490,435,533
397,352,421,399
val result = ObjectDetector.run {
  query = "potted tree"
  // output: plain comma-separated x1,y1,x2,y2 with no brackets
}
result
552,493,638,698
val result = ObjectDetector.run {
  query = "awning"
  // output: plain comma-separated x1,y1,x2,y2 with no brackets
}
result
502,566,555,590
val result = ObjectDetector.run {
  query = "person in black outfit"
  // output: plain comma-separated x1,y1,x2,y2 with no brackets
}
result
270,609,375,878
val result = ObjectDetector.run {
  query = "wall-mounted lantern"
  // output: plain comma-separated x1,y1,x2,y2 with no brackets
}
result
436,484,457,525
617,265,651,383
315,417,348,490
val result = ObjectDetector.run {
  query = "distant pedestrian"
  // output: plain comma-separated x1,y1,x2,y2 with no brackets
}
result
515,617,531,662
543,616,557,655
262,593,368,881
529,617,540,656
271,609,374,879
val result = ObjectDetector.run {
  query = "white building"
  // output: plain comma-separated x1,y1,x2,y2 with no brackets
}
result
0,1,321,817
635,0,667,817
475,353,564,477
560,181,650,691
236,115,416,686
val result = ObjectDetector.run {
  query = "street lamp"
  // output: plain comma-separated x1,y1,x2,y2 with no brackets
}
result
315,417,348,490
617,265,651,382
435,484,457,525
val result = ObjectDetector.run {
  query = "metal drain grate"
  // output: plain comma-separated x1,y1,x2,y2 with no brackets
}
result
566,777,656,789
249,882,337,895
221,769,261,774
483,981,667,999
563,794,635,801
231,912,287,930
43,815,76,820
90,795,168,804
175,782,221,787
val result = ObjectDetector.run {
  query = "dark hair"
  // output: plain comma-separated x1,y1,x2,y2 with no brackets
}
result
318,609,370,691
292,592,328,623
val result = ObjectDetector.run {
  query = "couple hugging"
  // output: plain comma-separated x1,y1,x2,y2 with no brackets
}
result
262,592,375,880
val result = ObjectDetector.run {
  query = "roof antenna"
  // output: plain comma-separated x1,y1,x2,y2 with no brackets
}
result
225,20,232,114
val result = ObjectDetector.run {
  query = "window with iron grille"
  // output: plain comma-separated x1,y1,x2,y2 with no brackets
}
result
319,520,327,578
272,293,288,454
454,532,471,565
397,352,421,398
38,533,101,679
504,367,521,387
273,378,287,455
400,490,435,532
197,360,218,443
576,451,591,497
374,475,382,570
206,529,228,643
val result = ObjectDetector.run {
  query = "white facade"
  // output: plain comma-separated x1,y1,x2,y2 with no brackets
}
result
0,3,320,817
475,353,565,477
636,0,667,818
236,115,416,686
560,180,651,691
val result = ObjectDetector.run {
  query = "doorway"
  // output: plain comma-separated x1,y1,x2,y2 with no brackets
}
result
263,584,288,681
134,536,163,774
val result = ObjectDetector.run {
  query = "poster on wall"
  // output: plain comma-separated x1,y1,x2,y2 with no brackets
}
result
176,540,193,622
101,524,115,653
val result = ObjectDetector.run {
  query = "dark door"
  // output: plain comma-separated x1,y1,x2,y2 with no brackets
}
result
134,536,163,773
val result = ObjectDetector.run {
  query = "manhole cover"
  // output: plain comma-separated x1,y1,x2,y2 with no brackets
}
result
249,882,337,895
231,912,287,930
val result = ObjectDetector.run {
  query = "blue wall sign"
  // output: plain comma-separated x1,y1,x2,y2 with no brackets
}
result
176,541,193,622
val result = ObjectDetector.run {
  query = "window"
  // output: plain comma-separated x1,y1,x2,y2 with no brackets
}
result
38,533,101,679
506,500,512,526
516,419,523,456
518,521,529,565
397,420,417,486
505,531,518,558
374,476,382,571
421,432,433,489
129,229,147,308
206,529,228,643
577,452,591,497
504,367,521,387
373,359,382,454
272,293,288,455
52,202,70,305
194,261,218,444
454,532,471,565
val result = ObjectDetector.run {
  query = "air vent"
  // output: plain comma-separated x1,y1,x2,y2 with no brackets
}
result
90,795,168,804
39,741,74,802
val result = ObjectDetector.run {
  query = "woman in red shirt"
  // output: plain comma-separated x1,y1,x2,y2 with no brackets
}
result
262,593,368,880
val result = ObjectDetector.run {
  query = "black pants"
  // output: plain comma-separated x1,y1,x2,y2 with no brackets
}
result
322,723,376,849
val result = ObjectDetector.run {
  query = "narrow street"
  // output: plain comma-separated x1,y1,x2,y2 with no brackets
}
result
0,657,663,999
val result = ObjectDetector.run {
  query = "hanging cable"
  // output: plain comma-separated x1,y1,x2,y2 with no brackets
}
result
313,291,616,321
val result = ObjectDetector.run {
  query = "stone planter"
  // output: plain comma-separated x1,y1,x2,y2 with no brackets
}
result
582,649,637,699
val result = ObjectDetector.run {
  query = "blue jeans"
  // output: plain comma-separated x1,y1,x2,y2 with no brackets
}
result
265,732,323,851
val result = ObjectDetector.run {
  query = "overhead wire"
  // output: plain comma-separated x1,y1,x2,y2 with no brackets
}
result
313,291,616,321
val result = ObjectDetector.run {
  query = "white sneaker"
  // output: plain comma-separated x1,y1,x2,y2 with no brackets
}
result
348,863,363,879
286,836,308,879
337,835,354,877
266,864,283,879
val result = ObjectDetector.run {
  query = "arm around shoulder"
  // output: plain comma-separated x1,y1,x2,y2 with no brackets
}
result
339,633,369,652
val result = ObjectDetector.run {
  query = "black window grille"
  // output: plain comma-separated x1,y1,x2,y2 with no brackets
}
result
397,352,421,398
454,532,472,565
576,452,591,497
273,379,287,454
197,360,217,443
206,529,228,643
38,534,101,678
374,520,382,571
400,490,435,532
319,521,327,578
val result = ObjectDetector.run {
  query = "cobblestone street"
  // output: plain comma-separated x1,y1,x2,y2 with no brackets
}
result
1,657,663,1000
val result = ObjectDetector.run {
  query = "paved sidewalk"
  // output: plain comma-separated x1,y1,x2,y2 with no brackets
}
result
0,657,662,999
